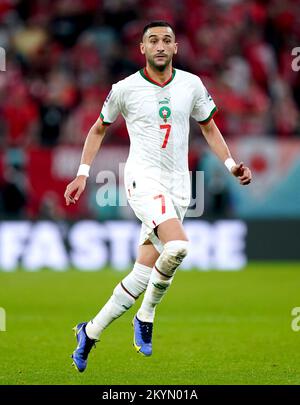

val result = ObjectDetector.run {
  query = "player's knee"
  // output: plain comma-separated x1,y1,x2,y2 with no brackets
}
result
156,240,189,276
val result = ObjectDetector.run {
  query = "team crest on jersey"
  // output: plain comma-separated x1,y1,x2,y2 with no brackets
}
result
159,106,171,122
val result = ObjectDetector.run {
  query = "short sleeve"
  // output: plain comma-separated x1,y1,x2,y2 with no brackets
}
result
191,77,217,125
100,83,122,125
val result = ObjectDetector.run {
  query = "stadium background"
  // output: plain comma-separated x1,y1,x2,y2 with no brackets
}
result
0,0,300,385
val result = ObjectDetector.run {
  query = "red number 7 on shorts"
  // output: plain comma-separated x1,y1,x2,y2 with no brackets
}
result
154,194,166,214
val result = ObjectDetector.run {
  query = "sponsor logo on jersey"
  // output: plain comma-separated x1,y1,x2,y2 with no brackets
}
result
159,97,171,105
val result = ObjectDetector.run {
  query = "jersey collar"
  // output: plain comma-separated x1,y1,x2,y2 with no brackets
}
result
139,67,176,87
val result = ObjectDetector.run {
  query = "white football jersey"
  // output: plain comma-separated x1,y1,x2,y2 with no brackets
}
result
100,68,217,206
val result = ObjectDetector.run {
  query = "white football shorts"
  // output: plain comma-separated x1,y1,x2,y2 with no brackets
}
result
126,184,188,253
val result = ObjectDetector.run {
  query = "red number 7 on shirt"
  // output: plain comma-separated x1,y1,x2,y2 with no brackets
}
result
160,124,171,148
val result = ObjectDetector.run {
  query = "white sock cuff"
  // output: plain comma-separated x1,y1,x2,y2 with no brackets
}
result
121,262,152,299
114,283,136,305
155,240,189,278
133,262,152,274
164,240,189,254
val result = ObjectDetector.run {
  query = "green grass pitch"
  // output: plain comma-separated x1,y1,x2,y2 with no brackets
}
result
0,263,300,385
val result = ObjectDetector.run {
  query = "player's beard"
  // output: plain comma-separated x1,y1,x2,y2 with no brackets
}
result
148,54,173,72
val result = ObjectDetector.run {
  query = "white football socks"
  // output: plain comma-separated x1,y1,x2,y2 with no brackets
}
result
137,240,189,323
85,262,152,340
137,266,173,323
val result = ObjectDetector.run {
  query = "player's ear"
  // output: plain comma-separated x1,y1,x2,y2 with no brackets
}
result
174,42,178,55
140,42,145,55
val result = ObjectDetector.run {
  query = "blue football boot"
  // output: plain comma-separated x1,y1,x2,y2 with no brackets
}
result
71,322,97,372
133,316,153,356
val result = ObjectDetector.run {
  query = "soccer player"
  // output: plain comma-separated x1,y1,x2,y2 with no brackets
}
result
64,21,252,372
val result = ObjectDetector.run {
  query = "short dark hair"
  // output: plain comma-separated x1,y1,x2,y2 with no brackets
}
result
142,21,175,39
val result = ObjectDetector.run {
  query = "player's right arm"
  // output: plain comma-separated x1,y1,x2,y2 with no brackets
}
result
191,76,251,185
64,117,107,206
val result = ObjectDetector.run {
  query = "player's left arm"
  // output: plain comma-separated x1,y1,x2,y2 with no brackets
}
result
199,119,252,185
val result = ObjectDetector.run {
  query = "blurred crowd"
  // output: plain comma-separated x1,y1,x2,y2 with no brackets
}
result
0,0,299,149
0,0,300,220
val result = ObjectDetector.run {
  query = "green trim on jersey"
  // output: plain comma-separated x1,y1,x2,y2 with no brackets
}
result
198,106,217,125
139,68,176,88
100,113,111,126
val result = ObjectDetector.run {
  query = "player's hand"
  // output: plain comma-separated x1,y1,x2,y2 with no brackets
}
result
64,176,87,206
231,162,252,185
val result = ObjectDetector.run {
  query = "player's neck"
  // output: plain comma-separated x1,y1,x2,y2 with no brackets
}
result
145,63,173,85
